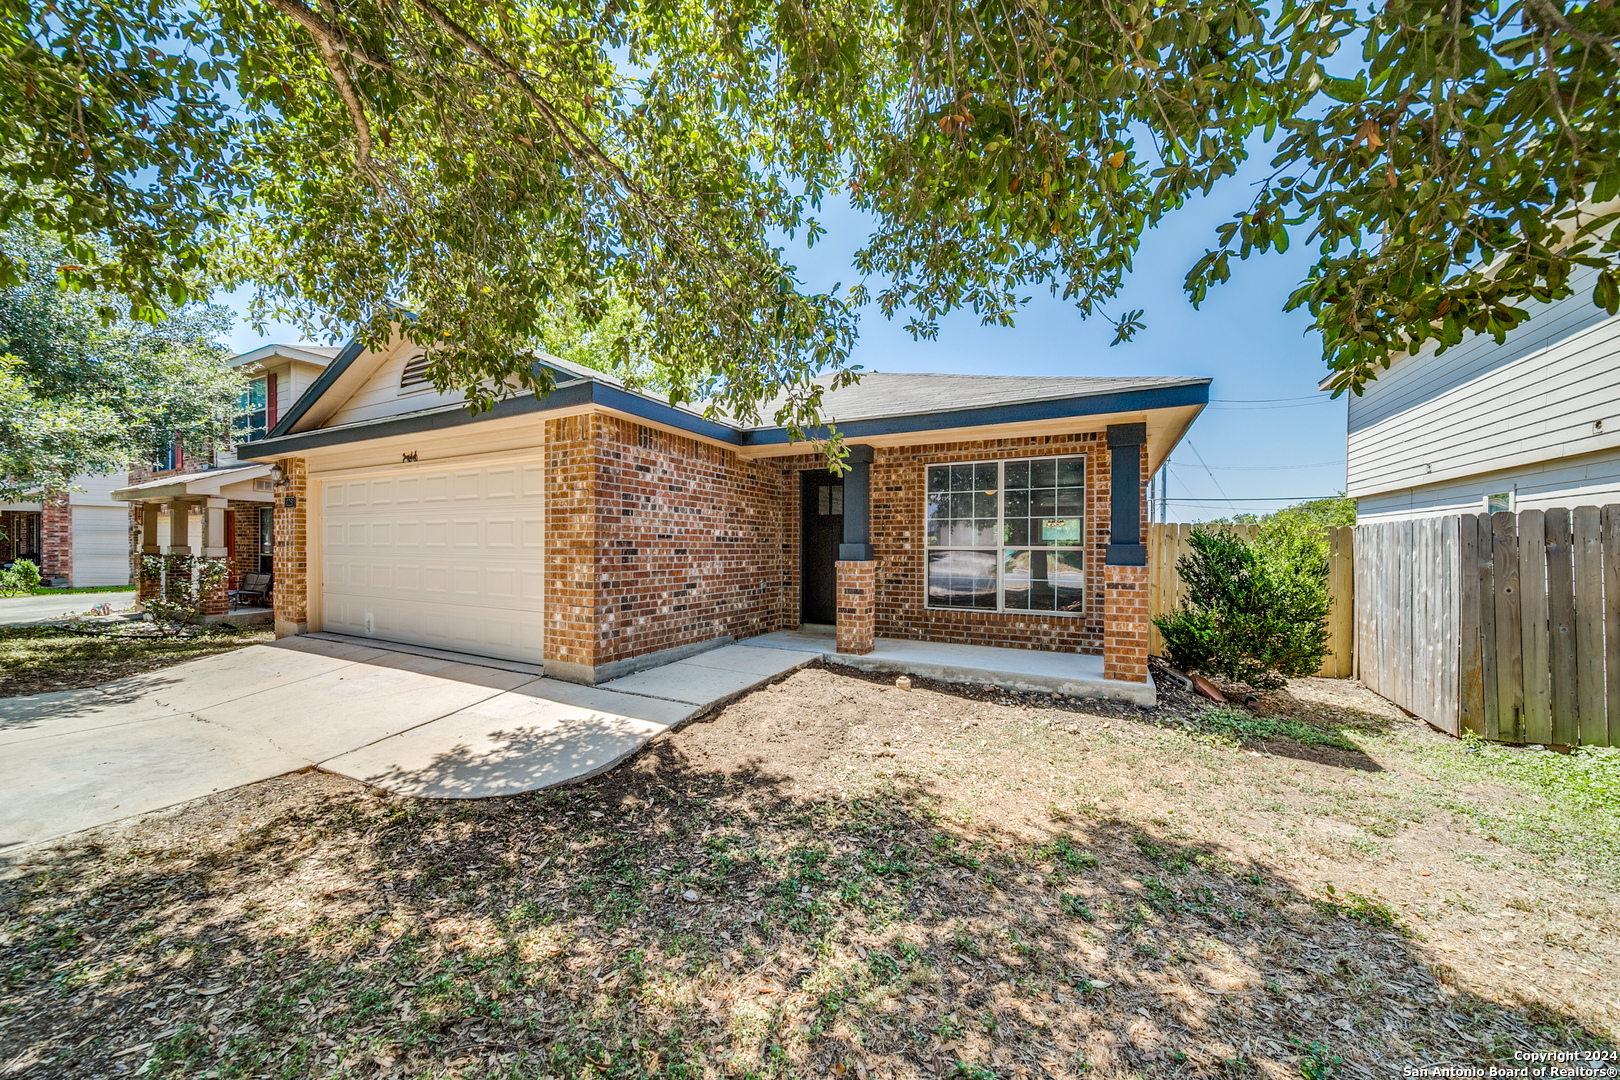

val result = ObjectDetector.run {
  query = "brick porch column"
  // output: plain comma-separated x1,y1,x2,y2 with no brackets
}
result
198,496,229,618
272,458,309,638
1103,564,1150,682
1103,424,1151,685
164,499,194,602
835,560,875,654
40,492,71,583
136,502,162,604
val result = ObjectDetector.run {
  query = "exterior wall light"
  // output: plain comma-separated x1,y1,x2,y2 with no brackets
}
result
268,464,286,486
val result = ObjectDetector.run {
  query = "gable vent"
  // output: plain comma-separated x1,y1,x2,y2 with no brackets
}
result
399,353,433,390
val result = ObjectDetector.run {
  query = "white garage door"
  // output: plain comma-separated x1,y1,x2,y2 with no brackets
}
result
73,505,132,586
320,460,545,663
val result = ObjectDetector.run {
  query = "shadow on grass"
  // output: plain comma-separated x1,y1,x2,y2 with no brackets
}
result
1,735,1611,1080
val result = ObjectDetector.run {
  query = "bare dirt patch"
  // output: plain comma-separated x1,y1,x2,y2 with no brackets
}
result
1,664,1615,1079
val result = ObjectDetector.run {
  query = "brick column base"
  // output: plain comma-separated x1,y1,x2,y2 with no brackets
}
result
835,560,876,655
199,557,228,617
137,558,163,603
1103,563,1150,683
164,554,192,603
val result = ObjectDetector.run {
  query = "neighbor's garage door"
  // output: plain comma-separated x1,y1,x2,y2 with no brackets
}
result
319,460,545,663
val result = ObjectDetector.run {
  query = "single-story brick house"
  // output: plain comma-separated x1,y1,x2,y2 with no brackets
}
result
235,332,1208,689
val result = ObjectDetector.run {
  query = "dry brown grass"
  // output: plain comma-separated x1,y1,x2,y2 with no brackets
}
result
1,664,1616,1079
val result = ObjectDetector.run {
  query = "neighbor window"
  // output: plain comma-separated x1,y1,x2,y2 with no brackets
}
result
235,376,269,443
924,457,1086,614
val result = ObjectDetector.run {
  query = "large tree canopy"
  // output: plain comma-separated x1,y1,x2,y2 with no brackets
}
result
0,223,242,501
3,0,1616,425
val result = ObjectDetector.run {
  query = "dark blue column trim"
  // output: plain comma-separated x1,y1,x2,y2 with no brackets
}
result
1106,423,1146,566
838,444,874,561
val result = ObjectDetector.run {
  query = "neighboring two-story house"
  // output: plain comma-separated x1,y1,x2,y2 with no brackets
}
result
111,344,338,600
1344,261,1620,520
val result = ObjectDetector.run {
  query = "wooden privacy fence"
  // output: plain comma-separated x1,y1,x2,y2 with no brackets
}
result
1357,508,1620,746
1146,523,1355,679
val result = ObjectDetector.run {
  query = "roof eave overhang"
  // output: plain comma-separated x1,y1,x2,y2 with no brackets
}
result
111,464,272,502
240,377,1212,460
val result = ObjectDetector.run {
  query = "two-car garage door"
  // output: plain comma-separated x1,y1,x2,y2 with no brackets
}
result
320,460,546,663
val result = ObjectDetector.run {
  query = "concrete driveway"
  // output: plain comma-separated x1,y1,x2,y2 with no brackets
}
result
0,634,818,853
0,590,137,627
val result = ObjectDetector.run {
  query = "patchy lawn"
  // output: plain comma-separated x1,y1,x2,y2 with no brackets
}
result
0,623,274,697
1,664,1616,1079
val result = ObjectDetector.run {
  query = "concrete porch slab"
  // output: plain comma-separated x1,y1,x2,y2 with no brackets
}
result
201,607,273,626
738,627,1156,705
599,644,821,706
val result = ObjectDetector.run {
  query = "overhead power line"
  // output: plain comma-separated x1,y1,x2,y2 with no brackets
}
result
1181,441,1236,515
1165,495,1344,503
1198,460,1344,471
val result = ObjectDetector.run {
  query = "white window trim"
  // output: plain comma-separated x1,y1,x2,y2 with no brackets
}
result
923,455,1087,617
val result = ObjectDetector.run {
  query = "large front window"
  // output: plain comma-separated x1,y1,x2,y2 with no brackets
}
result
235,376,268,444
925,456,1086,614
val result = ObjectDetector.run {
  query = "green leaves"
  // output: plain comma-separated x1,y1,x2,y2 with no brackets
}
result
9,0,1616,417
0,222,242,500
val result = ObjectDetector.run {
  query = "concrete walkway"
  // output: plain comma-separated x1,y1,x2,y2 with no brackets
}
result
0,590,137,627
739,625,1157,705
0,635,818,853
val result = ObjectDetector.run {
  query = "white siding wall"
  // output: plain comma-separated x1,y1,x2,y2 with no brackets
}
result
1356,444,1620,522
1347,264,1620,512
324,342,469,427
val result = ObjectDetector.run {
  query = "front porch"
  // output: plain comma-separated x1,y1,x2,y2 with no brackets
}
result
740,624,1157,705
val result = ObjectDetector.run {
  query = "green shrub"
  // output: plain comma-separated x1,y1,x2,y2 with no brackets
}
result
140,555,229,635
0,558,41,596
1154,527,1330,689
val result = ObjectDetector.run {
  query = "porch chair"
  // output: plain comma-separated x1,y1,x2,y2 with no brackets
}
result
236,572,273,608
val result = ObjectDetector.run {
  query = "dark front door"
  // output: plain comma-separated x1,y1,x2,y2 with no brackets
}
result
800,472,844,624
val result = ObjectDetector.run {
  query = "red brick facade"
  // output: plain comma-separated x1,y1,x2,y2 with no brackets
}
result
230,501,266,578
866,434,1110,653
542,414,793,681
835,560,875,654
39,494,71,582
277,410,1153,685
272,458,309,635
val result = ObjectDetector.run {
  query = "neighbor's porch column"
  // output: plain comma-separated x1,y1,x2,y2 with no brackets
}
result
165,498,195,602
836,444,876,655
1103,424,1150,685
137,502,162,603
272,458,309,638
199,496,230,617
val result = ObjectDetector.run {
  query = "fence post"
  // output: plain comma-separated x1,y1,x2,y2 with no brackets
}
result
1573,507,1604,745
1492,512,1525,742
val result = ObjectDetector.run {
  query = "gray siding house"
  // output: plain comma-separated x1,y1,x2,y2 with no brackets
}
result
1345,261,1620,522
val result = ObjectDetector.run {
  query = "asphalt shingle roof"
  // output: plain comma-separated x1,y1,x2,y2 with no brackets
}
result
751,372,1207,427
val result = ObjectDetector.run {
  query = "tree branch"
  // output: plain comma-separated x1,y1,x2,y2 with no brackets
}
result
264,0,393,71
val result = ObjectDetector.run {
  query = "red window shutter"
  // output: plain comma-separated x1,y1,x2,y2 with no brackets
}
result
226,509,235,559
175,439,184,470
267,373,278,427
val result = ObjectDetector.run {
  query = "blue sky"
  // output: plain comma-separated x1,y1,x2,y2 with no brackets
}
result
220,154,1347,523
